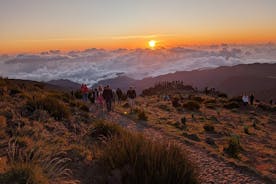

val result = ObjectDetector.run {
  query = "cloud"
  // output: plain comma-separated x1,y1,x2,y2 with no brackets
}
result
0,44,275,87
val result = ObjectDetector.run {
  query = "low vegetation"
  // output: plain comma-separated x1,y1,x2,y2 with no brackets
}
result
99,131,198,184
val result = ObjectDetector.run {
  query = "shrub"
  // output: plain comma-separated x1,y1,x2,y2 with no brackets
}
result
182,133,200,142
99,132,198,184
80,104,90,112
9,88,21,96
244,126,250,134
138,110,148,121
74,90,82,99
25,96,70,120
229,96,242,103
0,163,48,184
1,141,73,184
191,96,204,103
223,102,240,109
183,101,200,111
203,124,215,132
224,135,242,158
181,116,186,125
205,138,217,147
0,115,6,129
89,121,125,140
123,103,130,108
257,103,274,112
172,97,181,108
158,104,171,111
217,92,228,98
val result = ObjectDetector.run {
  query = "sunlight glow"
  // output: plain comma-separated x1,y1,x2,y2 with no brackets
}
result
148,40,156,49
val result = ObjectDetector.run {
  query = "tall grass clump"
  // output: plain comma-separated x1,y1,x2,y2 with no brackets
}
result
25,95,70,120
89,121,125,141
183,101,200,111
99,130,198,184
0,140,75,184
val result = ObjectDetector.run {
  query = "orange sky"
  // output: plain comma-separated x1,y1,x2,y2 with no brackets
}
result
1,0,276,54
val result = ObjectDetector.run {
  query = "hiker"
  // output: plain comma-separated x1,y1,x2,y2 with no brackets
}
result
96,86,105,110
249,93,254,105
116,88,123,104
102,85,113,112
127,86,136,112
112,89,118,106
81,84,89,102
242,93,249,106
269,99,273,105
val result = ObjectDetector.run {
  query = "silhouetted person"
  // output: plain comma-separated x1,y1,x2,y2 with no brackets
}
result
81,84,89,102
103,85,113,112
270,99,273,105
116,88,123,104
127,86,136,112
249,93,254,105
242,93,249,106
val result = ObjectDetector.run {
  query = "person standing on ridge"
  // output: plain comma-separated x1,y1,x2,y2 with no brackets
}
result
127,86,137,112
249,93,255,105
116,88,123,105
103,85,113,112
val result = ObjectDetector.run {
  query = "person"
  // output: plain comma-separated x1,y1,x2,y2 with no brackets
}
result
242,93,249,106
81,84,89,102
269,99,273,105
116,88,123,104
127,86,136,112
102,85,113,112
112,89,118,106
96,86,105,110
249,93,254,105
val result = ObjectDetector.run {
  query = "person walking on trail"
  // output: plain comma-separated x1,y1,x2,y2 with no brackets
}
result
81,84,89,102
96,86,105,111
127,86,136,112
242,93,249,106
103,85,113,112
249,93,254,105
116,88,123,105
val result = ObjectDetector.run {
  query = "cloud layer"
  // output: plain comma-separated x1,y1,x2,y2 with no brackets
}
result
1,44,276,86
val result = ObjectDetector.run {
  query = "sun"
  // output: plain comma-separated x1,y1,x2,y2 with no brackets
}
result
148,40,156,49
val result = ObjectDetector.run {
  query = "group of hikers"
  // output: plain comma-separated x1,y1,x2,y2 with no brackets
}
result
79,84,137,112
242,93,255,106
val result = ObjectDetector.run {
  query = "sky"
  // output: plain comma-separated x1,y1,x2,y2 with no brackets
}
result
1,0,276,53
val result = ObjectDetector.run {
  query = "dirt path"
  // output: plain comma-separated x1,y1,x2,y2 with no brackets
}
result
97,110,272,184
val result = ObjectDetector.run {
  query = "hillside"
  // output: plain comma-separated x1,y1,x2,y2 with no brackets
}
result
94,63,276,101
0,78,275,184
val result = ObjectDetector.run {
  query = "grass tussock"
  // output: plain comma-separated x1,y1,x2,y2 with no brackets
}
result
0,140,74,184
99,131,198,184
25,96,70,120
224,135,242,158
182,101,200,111
89,121,125,140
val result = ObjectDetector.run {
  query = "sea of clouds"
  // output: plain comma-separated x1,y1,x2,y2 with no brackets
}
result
0,43,275,86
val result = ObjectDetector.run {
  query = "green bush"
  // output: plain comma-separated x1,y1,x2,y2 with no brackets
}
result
183,101,200,111
99,131,198,184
